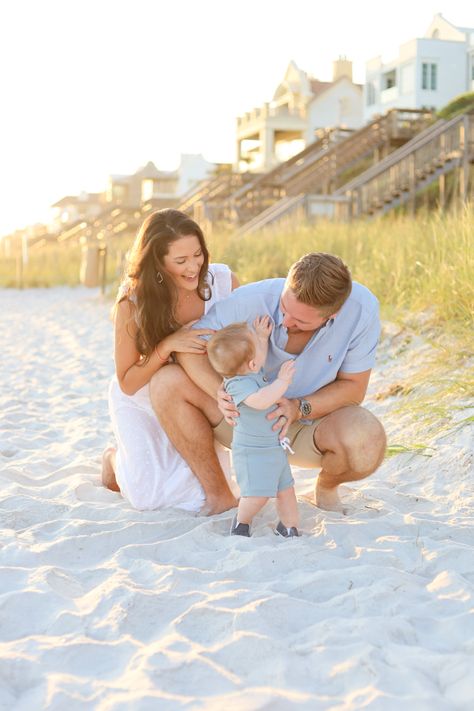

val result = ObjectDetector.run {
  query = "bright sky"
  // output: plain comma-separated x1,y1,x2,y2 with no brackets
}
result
0,0,471,236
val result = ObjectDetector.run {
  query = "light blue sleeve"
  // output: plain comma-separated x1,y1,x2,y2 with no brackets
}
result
225,376,260,407
340,300,381,373
193,293,239,333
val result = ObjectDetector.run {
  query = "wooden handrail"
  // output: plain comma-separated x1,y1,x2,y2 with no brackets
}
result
234,194,306,237
335,115,463,193
227,108,432,223
337,112,474,216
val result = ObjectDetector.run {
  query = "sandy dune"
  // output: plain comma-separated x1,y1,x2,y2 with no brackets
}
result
0,287,473,710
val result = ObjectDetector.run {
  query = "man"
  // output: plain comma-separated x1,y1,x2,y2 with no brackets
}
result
150,252,386,515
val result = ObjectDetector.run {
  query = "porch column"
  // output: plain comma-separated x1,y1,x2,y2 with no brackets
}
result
236,138,243,169
260,126,274,170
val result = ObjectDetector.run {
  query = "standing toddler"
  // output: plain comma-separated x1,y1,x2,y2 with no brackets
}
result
207,316,300,538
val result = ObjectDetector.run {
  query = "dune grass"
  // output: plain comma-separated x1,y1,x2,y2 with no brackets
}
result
3,208,472,333
376,324,473,451
205,208,473,452
0,240,126,288
2,208,472,337
207,207,473,339
1,209,471,451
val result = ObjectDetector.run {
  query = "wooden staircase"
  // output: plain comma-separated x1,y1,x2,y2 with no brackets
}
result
335,112,474,217
177,170,254,225
228,108,432,229
234,111,474,235
56,206,142,244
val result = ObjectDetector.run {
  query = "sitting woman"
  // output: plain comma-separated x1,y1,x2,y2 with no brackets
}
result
102,208,239,513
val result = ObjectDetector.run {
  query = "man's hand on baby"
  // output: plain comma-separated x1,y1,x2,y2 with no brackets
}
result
277,359,296,384
217,384,239,425
267,397,300,439
253,315,273,341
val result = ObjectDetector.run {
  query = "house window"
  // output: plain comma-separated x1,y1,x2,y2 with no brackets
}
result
383,70,396,90
142,179,155,202
422,62,437,90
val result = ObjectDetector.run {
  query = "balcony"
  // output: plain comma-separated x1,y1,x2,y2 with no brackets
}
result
381,85,399,104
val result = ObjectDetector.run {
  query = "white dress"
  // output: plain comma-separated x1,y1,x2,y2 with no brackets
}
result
108,264,233,512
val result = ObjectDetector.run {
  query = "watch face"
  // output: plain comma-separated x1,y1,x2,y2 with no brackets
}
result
300,400,312,417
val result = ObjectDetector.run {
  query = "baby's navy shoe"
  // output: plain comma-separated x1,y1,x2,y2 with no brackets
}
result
275,521,300,538
230,515,251,537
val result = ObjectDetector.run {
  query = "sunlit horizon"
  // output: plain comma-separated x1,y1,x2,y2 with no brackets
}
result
0,0,471,236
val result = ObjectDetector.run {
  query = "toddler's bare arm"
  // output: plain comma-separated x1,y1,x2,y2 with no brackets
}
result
244,360,296,410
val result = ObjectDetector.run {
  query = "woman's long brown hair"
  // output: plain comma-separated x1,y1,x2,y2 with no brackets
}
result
118,208,210,361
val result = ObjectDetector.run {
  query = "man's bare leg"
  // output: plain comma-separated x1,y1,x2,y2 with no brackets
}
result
313,406,386,512
101,447,120,492
150,364,237,515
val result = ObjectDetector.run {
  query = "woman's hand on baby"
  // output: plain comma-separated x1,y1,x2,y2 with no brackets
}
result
217,384,239,425
253,315,273,341
160,321,215,356
277,359,296,384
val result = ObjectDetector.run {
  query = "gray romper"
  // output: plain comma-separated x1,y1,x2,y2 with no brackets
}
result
224,371,294,497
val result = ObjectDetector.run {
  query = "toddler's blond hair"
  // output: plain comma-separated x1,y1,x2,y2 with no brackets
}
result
207,322,255,377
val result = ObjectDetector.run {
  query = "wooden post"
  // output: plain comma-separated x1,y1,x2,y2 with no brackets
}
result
99,244,107,295
408,153,416,216
439,173,446,210
16,255,23,289
459,116,470,203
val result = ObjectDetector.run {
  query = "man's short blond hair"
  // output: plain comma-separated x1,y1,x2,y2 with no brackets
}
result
207,323,255,377
286,252,352,315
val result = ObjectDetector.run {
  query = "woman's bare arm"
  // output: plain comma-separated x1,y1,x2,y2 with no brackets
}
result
114,300,169,396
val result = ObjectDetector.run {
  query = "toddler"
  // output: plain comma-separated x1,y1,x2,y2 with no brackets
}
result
207,316,300,538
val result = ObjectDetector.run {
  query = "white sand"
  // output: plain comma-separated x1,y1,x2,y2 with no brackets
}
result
1,287,473,711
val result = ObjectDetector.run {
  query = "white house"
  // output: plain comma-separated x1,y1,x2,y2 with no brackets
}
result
106,162,179,208
236,58,363,172
50,155,218,232
106,156,216,207
175,154,216,196
50,192,104,233
364,14,474,122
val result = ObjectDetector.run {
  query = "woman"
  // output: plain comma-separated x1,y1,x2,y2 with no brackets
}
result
102,208,239,512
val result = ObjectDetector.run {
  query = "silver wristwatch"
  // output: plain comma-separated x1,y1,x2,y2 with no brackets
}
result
298,398,312,419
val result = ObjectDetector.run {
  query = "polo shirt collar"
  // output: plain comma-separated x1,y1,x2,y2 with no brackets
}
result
274,298,336,331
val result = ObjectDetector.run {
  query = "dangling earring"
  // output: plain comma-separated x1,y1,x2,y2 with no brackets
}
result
156,271,164,284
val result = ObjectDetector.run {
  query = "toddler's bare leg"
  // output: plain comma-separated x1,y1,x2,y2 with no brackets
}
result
276,486,299,529
237,496,269,525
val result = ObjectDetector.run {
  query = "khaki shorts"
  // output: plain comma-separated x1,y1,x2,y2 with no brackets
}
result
213,418,324,469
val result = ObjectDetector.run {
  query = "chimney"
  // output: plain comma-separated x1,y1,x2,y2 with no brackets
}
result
333,56,352,82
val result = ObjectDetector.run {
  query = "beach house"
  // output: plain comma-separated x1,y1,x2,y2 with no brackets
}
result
364,13,474,122
50,193,104,233
236,59,363,172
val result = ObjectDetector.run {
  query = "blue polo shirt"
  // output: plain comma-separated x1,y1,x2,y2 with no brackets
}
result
196,278,380,399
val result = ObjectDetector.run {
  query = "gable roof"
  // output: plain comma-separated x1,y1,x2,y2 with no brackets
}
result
51,196,78,208
310,79,334,98
310,76,362,100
